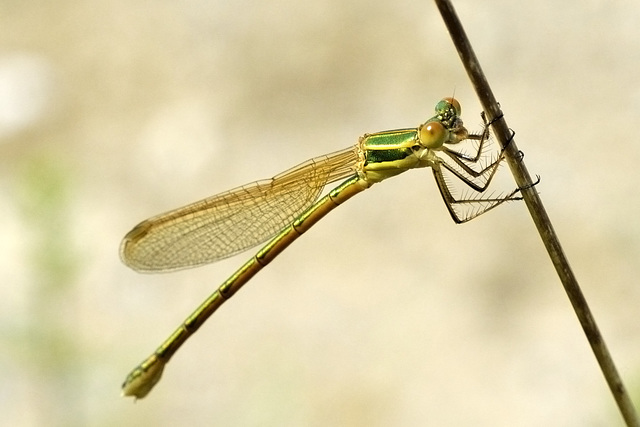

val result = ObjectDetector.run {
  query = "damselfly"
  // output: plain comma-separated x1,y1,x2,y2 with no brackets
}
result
120,97,520,399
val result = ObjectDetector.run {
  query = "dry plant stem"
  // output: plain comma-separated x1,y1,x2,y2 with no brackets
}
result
434,1,639,426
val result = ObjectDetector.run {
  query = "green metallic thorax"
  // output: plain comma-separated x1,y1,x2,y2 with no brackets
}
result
359,128,435,183
362,128,417,164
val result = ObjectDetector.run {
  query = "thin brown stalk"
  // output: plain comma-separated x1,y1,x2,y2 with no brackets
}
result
434,1,639,425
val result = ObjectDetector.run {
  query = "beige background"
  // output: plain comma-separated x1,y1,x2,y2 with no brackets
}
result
1,1,639,426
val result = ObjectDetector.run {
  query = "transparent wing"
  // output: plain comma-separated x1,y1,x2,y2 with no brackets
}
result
121,147,358,272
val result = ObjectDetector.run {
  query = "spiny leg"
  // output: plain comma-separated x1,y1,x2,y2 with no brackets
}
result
440,126,520,193
440,147,505,193
442,112,519,176
444,132,488,164
442,147,501,181
431,158,521,224
440,110,495,164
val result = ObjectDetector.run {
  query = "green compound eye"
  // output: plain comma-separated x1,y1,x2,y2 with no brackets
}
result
435,97,461,117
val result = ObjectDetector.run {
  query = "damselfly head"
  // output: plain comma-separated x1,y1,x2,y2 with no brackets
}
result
434,97,463,131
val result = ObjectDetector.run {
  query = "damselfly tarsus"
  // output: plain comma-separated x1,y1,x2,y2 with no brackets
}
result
120,97,520,399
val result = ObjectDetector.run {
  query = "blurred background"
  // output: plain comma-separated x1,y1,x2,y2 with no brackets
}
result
1,0,639,425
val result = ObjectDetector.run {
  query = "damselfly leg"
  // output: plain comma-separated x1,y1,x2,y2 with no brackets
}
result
433,118,521,223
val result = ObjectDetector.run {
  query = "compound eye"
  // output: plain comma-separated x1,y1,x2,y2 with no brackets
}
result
419,121,447,149
436,97,461,117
